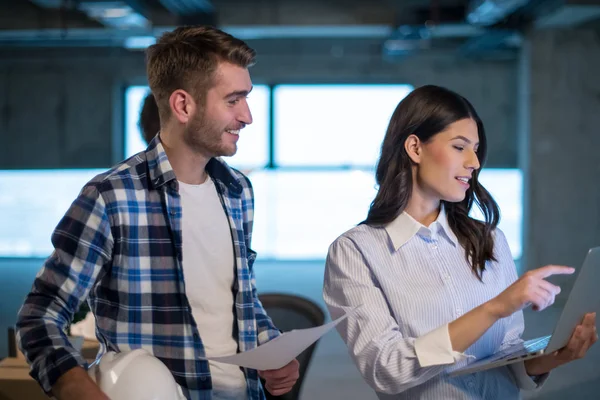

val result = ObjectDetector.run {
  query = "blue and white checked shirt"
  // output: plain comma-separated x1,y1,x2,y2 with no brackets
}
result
16,137,280,400
323,207,546,399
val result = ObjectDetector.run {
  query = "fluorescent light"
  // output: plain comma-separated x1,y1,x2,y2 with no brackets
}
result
124,36,156,49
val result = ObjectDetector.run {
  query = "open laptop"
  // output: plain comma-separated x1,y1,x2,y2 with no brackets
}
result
450,246,600,377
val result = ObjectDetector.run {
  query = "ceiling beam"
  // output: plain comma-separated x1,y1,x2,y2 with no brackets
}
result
122,0,178,25
157,0,213,15
0,1,101,29
534,0,600,28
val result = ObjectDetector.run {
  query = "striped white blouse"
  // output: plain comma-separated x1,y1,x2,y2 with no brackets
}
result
323,207,545,399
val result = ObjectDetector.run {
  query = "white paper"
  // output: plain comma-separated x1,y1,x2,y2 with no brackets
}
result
202,309,353,370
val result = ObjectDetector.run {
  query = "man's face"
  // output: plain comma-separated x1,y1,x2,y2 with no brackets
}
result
183,62,253,158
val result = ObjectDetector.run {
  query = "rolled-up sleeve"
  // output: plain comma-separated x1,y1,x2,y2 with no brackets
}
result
323,237,458,395
16,185,113,394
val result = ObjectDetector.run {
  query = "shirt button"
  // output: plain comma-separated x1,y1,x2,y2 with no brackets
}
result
431,244,438,250
456,308,463,314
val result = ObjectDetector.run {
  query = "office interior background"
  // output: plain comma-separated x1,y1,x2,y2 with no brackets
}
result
0,0,599,398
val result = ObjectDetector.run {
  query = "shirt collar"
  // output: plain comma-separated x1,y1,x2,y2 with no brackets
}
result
145,134,242,196
384,205,458,251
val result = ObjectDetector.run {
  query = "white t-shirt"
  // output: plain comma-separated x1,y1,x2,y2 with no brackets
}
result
179,178,248,400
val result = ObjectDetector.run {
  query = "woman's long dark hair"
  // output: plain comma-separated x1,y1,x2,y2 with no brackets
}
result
365,85,500,280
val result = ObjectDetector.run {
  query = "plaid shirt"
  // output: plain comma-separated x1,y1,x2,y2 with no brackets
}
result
16,137,280,400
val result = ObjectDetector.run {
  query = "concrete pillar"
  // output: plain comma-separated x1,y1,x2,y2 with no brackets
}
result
520,28,600,296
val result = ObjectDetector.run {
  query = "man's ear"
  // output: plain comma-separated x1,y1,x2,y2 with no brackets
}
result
404,134,423,164
169,89,196,124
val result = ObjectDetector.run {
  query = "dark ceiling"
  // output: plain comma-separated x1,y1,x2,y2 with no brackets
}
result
1,0,599,58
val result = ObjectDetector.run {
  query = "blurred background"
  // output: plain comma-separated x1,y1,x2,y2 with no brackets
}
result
0,0,599,398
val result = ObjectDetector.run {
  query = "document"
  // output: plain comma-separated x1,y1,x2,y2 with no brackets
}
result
203,309,354,370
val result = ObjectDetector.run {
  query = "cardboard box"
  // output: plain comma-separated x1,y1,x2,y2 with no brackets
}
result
0,357,47,400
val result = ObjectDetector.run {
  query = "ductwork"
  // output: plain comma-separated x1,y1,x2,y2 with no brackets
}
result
535,0,600,28
157,0,213,15
29,0,150,28
466,0,531,26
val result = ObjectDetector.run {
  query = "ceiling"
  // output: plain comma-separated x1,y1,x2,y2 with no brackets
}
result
1,0,600,59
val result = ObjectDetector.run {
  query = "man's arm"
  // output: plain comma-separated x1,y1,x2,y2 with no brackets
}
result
52,367,110,400
16,184,114,396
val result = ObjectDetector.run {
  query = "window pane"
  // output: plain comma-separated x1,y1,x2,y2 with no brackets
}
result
124,85,270,170
247,168,522,260
125,86,151,158
0,168,521,260
222,85,270,170
274,84,413,167
0,169,105,257
248,170,377,259
471,169,523,259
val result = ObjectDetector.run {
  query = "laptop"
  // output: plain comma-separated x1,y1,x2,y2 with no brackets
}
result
450,246,600,377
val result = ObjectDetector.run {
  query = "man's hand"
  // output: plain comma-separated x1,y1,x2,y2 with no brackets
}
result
258,359,300,396
52,366,110,400
525,312,598,376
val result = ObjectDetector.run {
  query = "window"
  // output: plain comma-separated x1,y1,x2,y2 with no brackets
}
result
472,169,523,259
0,168,522,260
0,84,523,260
124,86,151,158
246,168,522,260
274,84,413,168
122,83,523,260
248,169,377,259
124,85,270,170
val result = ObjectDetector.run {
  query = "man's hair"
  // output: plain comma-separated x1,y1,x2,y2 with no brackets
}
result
138,93,160,144
145,25,256,124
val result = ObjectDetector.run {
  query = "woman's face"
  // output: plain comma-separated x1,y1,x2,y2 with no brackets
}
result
410,118,481,204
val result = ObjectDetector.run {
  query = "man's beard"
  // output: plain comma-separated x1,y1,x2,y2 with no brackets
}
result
182,112,235,158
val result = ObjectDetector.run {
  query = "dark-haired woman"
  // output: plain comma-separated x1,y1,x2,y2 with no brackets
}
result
323,85,597,399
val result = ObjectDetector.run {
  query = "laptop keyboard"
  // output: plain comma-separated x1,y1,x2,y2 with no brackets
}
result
523,335,551,353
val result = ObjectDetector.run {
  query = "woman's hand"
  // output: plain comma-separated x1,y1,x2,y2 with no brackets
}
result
525,312,598,376
486,265,575,319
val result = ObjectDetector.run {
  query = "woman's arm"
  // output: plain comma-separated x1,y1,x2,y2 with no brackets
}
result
324,233,574,395
323,237,471,394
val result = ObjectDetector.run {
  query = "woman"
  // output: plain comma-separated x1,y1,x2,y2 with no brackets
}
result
322,85,597,399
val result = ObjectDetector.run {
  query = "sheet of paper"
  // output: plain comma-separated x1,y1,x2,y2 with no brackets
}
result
203,309,354,370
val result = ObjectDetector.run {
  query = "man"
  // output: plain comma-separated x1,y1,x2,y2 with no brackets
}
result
16,25,299,400
139,92,160,144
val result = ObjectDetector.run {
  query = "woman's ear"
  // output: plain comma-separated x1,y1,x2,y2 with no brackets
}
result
404,134,422,164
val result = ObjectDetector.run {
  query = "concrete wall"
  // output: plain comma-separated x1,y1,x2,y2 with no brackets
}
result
0,42,518,169
520,28,600,296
